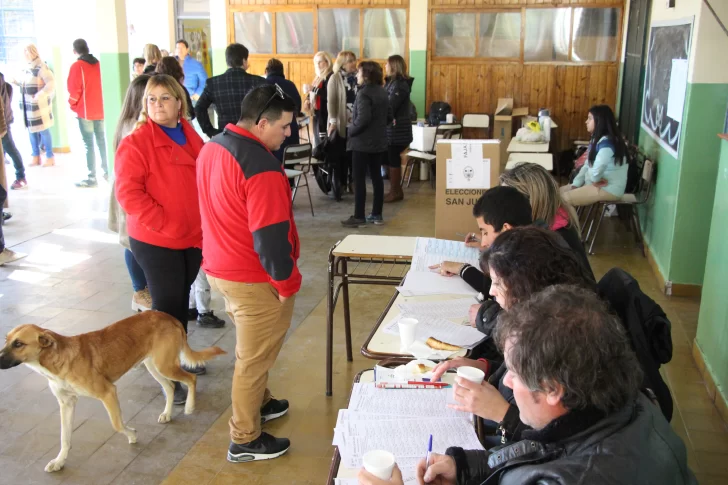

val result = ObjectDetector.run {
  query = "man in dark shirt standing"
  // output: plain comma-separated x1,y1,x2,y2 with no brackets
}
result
195,43,265,138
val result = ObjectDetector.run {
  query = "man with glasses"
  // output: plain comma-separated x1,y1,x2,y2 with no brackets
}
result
196,85,300,462
195,43,265,139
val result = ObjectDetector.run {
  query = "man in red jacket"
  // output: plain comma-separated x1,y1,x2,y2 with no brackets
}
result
67,39,106,188
197,85,300,462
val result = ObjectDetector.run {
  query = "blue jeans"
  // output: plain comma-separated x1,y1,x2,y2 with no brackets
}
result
124,248,147,292
29,128,53,158
77,118,108,179
2,129,25,179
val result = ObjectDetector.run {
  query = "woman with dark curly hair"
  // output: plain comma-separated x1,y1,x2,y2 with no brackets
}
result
156,57,195,120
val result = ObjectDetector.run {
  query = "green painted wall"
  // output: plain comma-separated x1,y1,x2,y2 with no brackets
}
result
47,47,69,150
99,52,130,172
696,137,728,409
409,49,426,118
638,83,728,285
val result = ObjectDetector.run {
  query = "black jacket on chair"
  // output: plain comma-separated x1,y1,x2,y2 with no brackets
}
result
385,76,414,147
347,83,392,153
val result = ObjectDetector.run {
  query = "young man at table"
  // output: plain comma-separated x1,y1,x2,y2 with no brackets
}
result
196,85,301,462
358,286,695,485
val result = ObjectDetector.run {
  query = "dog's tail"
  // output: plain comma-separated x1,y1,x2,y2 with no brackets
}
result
180,340,226,368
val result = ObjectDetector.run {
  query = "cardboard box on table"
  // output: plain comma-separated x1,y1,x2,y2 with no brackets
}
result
435,139,501,240
493,98,528,172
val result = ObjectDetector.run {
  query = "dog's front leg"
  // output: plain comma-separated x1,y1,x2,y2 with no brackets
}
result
100,385,137,444
45,384,78,473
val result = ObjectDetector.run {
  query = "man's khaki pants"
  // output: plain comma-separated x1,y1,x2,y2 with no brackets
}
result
207,277,295,444
560,184,620,207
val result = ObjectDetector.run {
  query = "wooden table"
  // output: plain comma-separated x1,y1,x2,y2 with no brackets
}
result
361,289,470,360
507,139,550,153
326,235,417,396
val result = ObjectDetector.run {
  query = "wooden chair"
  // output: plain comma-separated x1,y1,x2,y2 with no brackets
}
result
283,143,316,217
404,123,463,188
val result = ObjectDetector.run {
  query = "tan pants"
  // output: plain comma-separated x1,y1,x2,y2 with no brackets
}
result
560,184,620,207
207,277,296,444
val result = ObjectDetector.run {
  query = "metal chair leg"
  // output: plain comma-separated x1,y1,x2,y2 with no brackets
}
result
303,173,314,217
631,206,646,257
406,159,416,188
581,204,595,241
588,203,608,255
429,162,436,189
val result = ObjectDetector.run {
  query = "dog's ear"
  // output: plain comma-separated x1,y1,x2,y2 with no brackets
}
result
37,333,55,348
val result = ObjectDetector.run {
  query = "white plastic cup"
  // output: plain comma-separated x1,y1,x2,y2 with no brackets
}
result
456,366,485,384
302,83,311,94
363,450,395,480
446,113,455,123
398,318,418,352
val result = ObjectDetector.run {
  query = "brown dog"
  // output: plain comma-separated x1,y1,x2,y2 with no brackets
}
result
0,311,225,472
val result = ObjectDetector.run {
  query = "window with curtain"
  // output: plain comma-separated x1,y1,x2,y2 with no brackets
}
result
234,12,272,54
363,9,407,59
572,7,619,62
479,11,521,58
318,8,360,56
524,8,572,62
276,12,314,54
435,13,476,57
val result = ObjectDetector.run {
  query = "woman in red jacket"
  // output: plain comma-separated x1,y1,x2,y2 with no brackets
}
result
115,74,204,404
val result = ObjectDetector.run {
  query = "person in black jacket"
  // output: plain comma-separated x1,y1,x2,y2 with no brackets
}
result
394,286,695,485
194,43,266,138
383,55,413,203
264,58,301,161
341,62,392,228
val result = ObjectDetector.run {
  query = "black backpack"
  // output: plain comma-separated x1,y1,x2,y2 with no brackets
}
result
624,140,641,194
409,101,418,122
428,102,451,126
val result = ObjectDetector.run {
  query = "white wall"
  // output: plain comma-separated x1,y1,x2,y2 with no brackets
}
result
126,0,176,59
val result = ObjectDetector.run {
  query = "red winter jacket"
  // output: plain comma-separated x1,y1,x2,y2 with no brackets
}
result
115,119,204,250
197,124,301,297
67,55,104,120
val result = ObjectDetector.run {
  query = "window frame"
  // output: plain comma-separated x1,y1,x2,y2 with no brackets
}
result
430,4,623,65
228,5,410,63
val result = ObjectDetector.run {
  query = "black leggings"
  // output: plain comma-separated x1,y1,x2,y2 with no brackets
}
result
130,237,202,332
353,151,385,219
387,145,407,168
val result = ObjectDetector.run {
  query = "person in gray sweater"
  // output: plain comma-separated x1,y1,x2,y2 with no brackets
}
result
341,61,392,228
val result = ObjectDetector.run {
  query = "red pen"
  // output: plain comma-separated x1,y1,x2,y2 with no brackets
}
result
376,382,451,389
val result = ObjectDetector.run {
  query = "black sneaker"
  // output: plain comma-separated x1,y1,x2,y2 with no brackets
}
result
261,398,289,424
173,382,187,405
227,433,290,463
187,308,199,321
75,178,98,188
366,214,384,225
341,216,366,228
2,212,11,222
197,312,226,328
183,363,206,375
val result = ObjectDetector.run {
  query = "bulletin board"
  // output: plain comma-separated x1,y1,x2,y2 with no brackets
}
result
641,18,694,157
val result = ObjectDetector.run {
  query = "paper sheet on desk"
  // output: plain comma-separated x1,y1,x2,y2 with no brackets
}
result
411,237,480,273
383,314,485,349
397,271,478,297
348,383,469,418
398,298,476,320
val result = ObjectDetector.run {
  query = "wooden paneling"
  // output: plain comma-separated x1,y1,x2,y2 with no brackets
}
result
245,57,316,101
229,0,408,6
430,0,616,5
428,62,619,150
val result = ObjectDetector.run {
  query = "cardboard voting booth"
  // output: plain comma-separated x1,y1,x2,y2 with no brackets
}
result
493,98,528,171
435,140,501,240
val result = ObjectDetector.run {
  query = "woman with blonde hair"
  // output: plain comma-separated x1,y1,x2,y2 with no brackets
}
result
142,44,162,74
499,162,592,276
115,74,206,403
12,43,55,167
328,50,357,194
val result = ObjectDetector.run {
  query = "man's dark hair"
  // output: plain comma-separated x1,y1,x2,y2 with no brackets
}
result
358,61,383,85
133,57,146,66
226,43,250,68
176,39,189,49
73,39,89,55
239,84,296,125
472,186,532,232
482,226,594,307
265,58,284,76
495,285,642,414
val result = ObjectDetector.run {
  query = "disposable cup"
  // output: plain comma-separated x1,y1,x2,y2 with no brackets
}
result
303,83,311,94
398,318,418,352
456,366,485,384
363,450,395,480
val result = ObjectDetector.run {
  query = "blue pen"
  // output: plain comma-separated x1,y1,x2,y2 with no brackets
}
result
425,434,433,469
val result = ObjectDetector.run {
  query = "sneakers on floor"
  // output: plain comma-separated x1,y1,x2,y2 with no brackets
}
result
366,214,384,225
10,178,28,190
75,178,97,188
341,216,366,228
227,432,291,463
197,312,226,328
2,212,11,222
173,382,187,405
131,288,152,312
182,363,206,375
0,248,27,266
261,398,289,424
187,308,199,321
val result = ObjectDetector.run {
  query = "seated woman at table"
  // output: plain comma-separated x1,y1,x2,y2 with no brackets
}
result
431,226,595,446
560,105,628,206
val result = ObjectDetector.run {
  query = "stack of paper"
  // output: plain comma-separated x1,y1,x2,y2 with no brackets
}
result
383,314,486,349
334,383,485,479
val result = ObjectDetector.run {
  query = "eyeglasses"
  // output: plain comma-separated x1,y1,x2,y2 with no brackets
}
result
255,83,285,125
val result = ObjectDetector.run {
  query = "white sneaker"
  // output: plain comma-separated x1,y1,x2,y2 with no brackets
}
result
0,248,27,266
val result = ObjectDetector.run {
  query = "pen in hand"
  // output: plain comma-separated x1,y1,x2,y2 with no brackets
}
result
457,232,480,244
425,434,433,469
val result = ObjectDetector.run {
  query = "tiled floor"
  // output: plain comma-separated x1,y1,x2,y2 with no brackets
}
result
0,157,725,484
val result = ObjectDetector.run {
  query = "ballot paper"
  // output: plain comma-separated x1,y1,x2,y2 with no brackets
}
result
411,237,480,273
398,298,476,321
348,382,470,419
397,270,478,297
374,361,438,383
383,314,486,349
